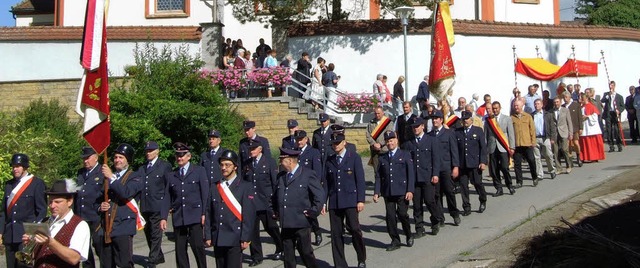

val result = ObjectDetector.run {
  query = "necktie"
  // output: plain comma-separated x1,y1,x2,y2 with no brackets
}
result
435,129,439,136
211,150,216,157
321,128,325,136
180,168,185,177
416,136,421,143
226,181,230,187
465,128,470,135
287,173,294,184
147,162,153,169
389,151,394,159
116,172,121,180
253,158,258,168
337,155,342,164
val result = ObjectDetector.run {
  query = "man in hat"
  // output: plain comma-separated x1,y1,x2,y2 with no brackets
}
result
99,143,144,268
312,113,333,166
75,146,104,268
454,111,488,216
323,133,367,268
200,130,227,186
239,120,272,169
295,130,324,246
25,179,91,267
401,117,442,236
273,147,325,268
160,142,209,268
330,124,357,153
242,139,283,266
396,101,417,147
137,141,172,268
429,110,462,226
205,150,256,268
373,131,415,251
366,107,394,178
282,119,300,150
0,153,47,268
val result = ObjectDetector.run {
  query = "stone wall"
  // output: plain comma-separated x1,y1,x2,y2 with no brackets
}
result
231,98,370,153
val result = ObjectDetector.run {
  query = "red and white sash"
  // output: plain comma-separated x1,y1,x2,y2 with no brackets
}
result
7,174,34,213
217,182,242,221
126,199,145,230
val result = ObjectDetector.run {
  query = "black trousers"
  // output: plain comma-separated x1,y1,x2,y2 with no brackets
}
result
605,112,623,147
309,217,321,235
100,235,133,268
629,112,638,141
329,208,366,268
174,223,206,268
438,170,460,218
142,212,165,264
513,146,538,184
4,242,23,268
413,181,442,231
250,210,283,260
489,150,513,190
459,167,487,210
281,227,318,268
383,196,412,244
214,245,242,268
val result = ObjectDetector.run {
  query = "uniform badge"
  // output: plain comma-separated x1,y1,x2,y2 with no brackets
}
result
347,170,353,175
94,177,100,181
473,134,477,138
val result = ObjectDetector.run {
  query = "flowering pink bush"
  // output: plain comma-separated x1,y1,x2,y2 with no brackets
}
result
201,67,291,91
337,93,382,113
200,69,247,91
247,67,291,87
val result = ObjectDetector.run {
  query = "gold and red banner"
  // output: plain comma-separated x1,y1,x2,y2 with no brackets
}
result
428,1,456,101
487,117,510,152
371,116,391,141
515,58,598,81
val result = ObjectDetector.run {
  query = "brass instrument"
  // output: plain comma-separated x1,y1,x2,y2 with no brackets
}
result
16,234,37,266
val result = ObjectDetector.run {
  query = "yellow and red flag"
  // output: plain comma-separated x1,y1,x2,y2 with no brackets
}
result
76,0,111,154
428,1,456,101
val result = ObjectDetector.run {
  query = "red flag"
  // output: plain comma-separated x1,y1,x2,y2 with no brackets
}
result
76,0,110,154
428,1,456,101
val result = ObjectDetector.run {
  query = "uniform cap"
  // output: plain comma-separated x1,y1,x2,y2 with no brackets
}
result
461,111,472,120
431,110,444,119
208,129,221,138
384,131,397,140
247,139,262,149
411,117,425,127
294,130,307,139
243,120,256,129
318,113,329,122
279,147,301,158
144,141,159,151
287,119,298,128
331,133,345,143
80,146,97,158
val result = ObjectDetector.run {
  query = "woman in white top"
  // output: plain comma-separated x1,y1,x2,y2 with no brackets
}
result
307,57,325,109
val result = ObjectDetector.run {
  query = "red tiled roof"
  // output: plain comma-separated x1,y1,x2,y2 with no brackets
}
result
11,0,54,14
12,0,34,10
0,26,202,41
289,19,640,41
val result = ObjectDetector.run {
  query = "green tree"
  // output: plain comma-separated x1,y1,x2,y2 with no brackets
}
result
575,0,640,28
110,43,245,168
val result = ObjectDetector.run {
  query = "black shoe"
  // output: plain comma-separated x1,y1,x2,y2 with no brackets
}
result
494,189,504,197
461,210,471,216
453,216,461,226
577,159,583,167
550,173,557,179
479,202,486,213
312,233,322,246
533,178,539,187
516,182,523,188
415,229,427,238
406,236,414,247
432,224,440,235
509,187,516,195
386,243,401,251
358,262,367,268
609,147,615,152
147,265,156,268
249,259,263,267
618,146,623,152
272,252,283,261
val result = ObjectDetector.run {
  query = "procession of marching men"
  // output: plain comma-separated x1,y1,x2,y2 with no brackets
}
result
2,79,630,268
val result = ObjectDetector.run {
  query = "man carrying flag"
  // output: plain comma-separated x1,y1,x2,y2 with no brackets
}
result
428,0,456,102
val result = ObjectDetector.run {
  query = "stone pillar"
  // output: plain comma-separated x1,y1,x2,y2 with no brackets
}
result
270,20,290,59
200,22,225,70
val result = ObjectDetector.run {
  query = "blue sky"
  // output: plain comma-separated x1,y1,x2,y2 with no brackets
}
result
0,0,577,27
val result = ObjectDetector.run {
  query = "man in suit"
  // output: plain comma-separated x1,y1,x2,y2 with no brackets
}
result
273,147,325,268
485,102,516,196
625,86,638,143
99,143,143,268
552,97,574,174
373,131,415,251
242,139,283,266
430,110,462,226
138,141,172,268
455,111,488,215
282,119,300,150
75,147,104,268
200,130,227,186
366,107,394,179
205,150,256,268
293,52,312,98
402,117,442,236
563,91,584,165
416,75,430,112
295,130,324,246
313,113,333,166
323,133,367,268
531,99,558,181
239,120,272,168
601,81,625,152
396,101,417,147
511,100,539,188
0,154,47,268
160,142,209,268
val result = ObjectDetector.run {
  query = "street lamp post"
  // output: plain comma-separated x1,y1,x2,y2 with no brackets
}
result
394,6,415,102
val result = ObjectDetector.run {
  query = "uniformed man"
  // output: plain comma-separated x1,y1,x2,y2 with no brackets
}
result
323,133,367,268
205,150,256,268
75,147,104,268
430,110,462,226
160,142,209,268
273,148,325,268
454,111,488,216
294,130,324,246
312,113,333,165
239,120,272,168
242,139,283,266
99,143,144,268
200,129,227,186
138,141,172,268
330,124,357,153
366,107,394,179
401,117,442,236
0,153,47,268
282,119,300,150
373,131,415,251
